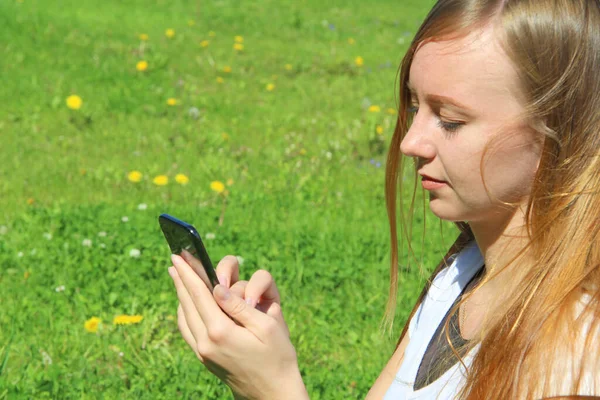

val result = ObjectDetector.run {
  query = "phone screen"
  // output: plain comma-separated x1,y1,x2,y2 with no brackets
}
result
159,214,219,292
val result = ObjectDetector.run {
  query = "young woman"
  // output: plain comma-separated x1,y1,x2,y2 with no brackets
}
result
166,0,600,398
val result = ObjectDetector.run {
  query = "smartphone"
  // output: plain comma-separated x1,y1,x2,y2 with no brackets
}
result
158,213,220,292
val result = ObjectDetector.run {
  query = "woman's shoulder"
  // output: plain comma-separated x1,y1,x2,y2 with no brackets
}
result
525,285,600,397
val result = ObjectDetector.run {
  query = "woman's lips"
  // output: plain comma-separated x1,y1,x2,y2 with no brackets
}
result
420,175,448,190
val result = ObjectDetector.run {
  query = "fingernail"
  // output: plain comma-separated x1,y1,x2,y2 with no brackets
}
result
215,284,230,301
170,254,179,264
245,297,254,307
168,266,177,278
218,273,228,288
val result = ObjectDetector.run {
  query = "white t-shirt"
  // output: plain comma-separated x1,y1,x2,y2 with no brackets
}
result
384,240,484,400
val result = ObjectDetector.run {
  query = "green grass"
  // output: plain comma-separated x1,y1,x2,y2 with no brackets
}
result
0,0,460,398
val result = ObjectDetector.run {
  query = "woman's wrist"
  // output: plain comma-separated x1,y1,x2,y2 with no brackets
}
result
232,367,309,400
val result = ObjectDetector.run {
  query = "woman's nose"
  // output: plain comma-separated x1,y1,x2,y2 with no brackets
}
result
399,114,437,160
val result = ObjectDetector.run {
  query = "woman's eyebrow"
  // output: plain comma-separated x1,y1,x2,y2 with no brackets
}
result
407,84,474,116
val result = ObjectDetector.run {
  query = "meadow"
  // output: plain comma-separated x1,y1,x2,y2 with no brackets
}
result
0,0,461,398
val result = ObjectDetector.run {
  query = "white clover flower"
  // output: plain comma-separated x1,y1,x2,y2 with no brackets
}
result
236,255,245,266
41,350,53,366
325,151,332,160
129,248,141,258
119,352,124,357
17,251,24,258
43,233,52,240
137,203,148,211
98,231,107,237
205,232,216,240
55,285,65,292
0,226,7,235
82,239,92,247
121,216,129,222
188,107,200,119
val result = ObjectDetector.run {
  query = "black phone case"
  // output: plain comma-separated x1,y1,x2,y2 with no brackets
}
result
158,214,220,289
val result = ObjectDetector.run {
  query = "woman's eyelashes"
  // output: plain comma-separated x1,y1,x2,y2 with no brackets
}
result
408,104,464,136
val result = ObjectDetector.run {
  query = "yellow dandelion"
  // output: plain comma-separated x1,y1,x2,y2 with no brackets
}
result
113,315,144,325
127,170,142,183
266,83,275,92
284,64,293,71
80,168,87,175
210,181,225,194
222,132,230,141
200,40,210,47
223,66,232,73
66,95,82,110
355,56,364,67
24,271,30,280
299,148,307,155
139,33,149,41
165,28,175,38
233,43,244,51
387,108,397,115
136,60,148,72
226,178,234,186
208,31,216,37
376,125,384,135
187,19,195,26
348,37,355,45
216,77,224,84
153,175,168,186
368,105,381,113
84,317,102,333
175,174,189,185
234,35,244,43
27,198,35,205
166,98,178,106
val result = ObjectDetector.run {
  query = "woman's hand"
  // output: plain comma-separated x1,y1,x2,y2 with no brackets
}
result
168,254,309,400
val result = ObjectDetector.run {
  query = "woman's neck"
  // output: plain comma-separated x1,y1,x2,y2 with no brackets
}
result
467,202,533,305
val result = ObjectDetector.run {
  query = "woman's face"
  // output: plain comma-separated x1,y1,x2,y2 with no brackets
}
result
400,26,544,223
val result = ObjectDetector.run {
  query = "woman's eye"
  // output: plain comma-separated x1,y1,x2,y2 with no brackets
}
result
408,105,419,114
437,119,463,136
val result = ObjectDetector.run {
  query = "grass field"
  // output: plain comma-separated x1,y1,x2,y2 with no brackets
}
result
0,0,462,398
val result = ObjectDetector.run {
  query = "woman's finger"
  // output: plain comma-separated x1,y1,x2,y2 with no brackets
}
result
245,269,280,308
168,265,208,342
258,300,290,337
215,255,240,289
176,303,205,363
229,280,248,299
171,255,231,329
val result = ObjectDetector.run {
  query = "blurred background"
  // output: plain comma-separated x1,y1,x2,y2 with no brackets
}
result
0,0,458,398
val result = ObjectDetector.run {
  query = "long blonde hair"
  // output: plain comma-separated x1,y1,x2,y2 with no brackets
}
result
384,0,600,397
